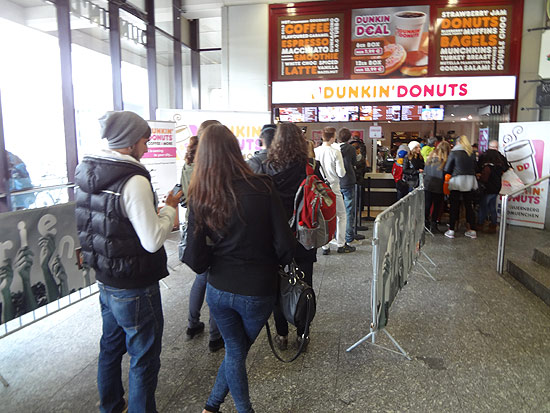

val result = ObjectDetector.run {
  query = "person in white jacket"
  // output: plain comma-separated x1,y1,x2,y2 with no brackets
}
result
314,127,356,254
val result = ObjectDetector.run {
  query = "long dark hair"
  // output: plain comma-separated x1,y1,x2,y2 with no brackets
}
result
188,124,256,234
266,123,308,169
184,136,198,164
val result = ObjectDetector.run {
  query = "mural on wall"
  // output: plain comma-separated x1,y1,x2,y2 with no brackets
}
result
0,203,93,326
351,6,430,79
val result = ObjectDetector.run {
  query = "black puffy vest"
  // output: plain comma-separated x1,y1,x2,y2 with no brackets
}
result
75,155,168,289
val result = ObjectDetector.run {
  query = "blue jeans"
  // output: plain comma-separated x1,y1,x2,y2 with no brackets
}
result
97,282,164,413
340,187,356,243
478,193,498,225
205,284,276,413
188,272,221,340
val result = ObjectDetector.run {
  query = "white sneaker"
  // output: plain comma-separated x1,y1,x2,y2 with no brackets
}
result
465,230,477,239
349,239,363,246
444,229,455,239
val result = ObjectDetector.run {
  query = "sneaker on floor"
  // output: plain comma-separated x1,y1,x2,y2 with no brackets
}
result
274,334,288,351
465,230,477,239
337,243,356,253
444,229,455,239
208,337,225,353
296,335,310,351
348,239,362,247
354,233,366,240
322,248,330,256
186,321,205,340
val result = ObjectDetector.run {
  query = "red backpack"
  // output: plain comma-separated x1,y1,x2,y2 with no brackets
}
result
290,162,337,250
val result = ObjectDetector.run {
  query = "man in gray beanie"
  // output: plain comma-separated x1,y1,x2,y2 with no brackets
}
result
75,111,182,412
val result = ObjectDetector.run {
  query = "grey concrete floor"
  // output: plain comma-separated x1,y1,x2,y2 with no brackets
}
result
1,225,550,412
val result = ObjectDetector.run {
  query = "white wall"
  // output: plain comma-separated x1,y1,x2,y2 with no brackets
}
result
222,4,269,111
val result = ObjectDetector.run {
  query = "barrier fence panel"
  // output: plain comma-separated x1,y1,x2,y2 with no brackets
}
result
0,202,96,337
347,185,426,357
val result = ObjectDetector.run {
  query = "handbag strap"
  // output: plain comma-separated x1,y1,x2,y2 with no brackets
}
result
264,292,313,363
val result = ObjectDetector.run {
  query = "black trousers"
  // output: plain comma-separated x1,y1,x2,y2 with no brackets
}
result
449,190,475,231
424,191,444,225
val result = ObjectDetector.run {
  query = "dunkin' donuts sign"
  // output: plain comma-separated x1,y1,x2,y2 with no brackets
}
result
271,76,516,104
499,122,550,229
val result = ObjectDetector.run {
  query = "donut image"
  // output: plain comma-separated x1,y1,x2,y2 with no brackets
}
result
380,43,406,75
400,65,428,77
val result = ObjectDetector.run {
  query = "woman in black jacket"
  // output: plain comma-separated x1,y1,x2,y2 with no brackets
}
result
403,141,425,190
423,141,450,232
183,124,295,413
255,122,321,350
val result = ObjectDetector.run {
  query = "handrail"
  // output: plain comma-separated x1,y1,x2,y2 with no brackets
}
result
496,174,550,274
0,183,75,199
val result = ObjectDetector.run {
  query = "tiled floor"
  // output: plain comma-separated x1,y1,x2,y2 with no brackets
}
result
1,225,549,412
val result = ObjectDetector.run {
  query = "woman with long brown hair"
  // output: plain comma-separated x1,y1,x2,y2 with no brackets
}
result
262,122,322,350
182,124,294,413
423,141,451,232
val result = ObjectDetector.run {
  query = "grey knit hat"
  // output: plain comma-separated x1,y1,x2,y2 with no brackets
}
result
99,111,151,149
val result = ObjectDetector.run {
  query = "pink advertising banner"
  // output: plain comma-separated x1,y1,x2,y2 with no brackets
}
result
499,122,550,229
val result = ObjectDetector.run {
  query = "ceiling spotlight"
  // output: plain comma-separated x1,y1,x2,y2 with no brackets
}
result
460,117,467,121
467,115,472,119
450,113,455,116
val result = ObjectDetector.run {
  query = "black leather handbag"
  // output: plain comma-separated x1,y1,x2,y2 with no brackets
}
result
265,262,316,362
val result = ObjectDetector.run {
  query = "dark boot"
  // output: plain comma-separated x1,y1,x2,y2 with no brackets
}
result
430,222,441,234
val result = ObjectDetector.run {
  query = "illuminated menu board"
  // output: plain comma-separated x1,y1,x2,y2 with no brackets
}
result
360,105,400,121
278,107,318,122
319,106,359,122
401,105,423,121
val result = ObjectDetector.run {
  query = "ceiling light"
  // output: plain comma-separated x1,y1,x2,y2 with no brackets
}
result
460,117,467,121
450,113,455,116
287,3,295,6
467,115,472,119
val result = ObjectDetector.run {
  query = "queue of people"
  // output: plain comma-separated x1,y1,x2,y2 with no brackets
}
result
392,134,510,239
75,112,370,413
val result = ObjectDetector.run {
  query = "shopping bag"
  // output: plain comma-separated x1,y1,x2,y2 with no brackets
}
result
500,168,525,196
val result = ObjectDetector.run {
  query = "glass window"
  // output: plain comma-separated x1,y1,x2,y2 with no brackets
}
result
155,0,173,36
70,0,113,160
126,0,145,12
119,9,149,119
182,45,193,109
156,31,174,109
0,0,68,209
200,50,222,110
200,17,221,49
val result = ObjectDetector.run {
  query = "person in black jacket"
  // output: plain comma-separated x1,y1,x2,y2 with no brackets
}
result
182,124,294,413
443,135,479,239
403,140,425,190
423,141,451,233
336,128,365,242
261,122,322,350
476,140,509,233
247,124,276,172
75,111,182,413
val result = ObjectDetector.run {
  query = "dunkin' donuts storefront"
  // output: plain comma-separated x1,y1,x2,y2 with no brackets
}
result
268,0,522,164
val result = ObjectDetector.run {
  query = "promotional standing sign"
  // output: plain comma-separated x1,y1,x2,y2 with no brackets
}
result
277,14,344,79
143,121,177,203
434,6,512,75
351,6,430,79
499,122,550,229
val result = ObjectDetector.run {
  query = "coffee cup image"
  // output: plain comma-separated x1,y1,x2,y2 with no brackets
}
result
393,11,426,52
504,139,537,184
